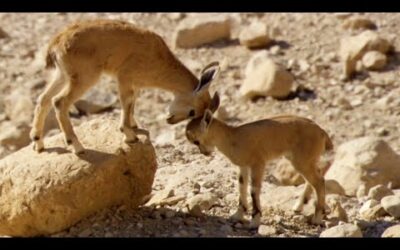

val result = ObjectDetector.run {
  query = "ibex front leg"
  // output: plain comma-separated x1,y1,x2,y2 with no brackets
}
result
117,80,139,144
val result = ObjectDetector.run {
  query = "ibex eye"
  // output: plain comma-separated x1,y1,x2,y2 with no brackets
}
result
193,140,200,146
188,109,195,117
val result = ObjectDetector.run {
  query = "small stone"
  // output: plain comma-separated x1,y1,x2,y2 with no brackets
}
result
240,56,294,99
258,225,277,236
164,210,175,218
368,184,394,201
381,224,400,237
381,195,400,218
174,15,231,48
104,232,114,238
239,21,271,48
0,27,9,39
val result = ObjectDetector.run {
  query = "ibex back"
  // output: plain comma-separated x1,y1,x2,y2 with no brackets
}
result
30,19,220,154
186,93,333,228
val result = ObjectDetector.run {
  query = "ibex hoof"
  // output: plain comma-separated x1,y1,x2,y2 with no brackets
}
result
32,142,44,153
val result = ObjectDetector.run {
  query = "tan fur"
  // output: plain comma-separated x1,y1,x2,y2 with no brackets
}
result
186,97,333,228
30,19,219,154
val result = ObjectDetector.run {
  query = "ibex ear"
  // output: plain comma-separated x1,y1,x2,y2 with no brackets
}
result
209,92,220,114
200,109,214,131
194,61,220,93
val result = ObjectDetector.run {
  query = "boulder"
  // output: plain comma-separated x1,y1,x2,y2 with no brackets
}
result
0,117,157,236
362,51,387,71
174,15,231,48
382,224,400,237
325,137,400,196
381,195,400,219
239,21,272,48
240,56,294,99
367,184,394,201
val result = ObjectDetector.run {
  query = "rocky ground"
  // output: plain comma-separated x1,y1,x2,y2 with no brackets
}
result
1,13,400,237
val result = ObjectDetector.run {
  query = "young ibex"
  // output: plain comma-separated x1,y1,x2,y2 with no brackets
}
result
186,93,333,228
30,19,220,154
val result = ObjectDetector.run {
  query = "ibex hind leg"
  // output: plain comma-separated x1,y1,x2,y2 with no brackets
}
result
52,70,100,154
30,68,65,152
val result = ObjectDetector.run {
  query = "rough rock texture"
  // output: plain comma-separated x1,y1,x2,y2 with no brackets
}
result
174,15,231,48
320,223,363,237
240,56,294,99
381,224,400,237
367,184,394,201
0,117,157,237
342,17,377,31
362,51,387,71
381,195,400,219
239,21,271,49
339,30,391,78
325,137,400,196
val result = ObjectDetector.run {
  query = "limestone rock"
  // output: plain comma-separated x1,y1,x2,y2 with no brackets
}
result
362,51,387,71
4,88,33,125
367,184,394,201
381,195,400,218
382,224,400,237
342,17,377,31
359,199,387,220
0,117,157,237
186,193,218,216
240,56,294,99
339,30,391,78
325,137,400,196
174,15,231,48
239,21,271,48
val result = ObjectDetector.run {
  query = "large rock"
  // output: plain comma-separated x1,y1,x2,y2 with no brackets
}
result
339,30,391,78
0,27,9,39
0,117,157,236
362,51,387,71
359,199,386,220
382,224,400,237
320,223,363,237
325,137,400,196
367,184,394,201
342,17,377,31
270,160,304,186
239,21,272,49
240,55,294,99
174,15,231,48
381,195,400,219
4,88,34,125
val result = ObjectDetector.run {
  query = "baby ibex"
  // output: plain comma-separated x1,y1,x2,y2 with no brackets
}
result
186,93,333,228
30,19,220,154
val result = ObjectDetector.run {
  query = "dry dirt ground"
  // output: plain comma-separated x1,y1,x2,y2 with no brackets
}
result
1,13,400,237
